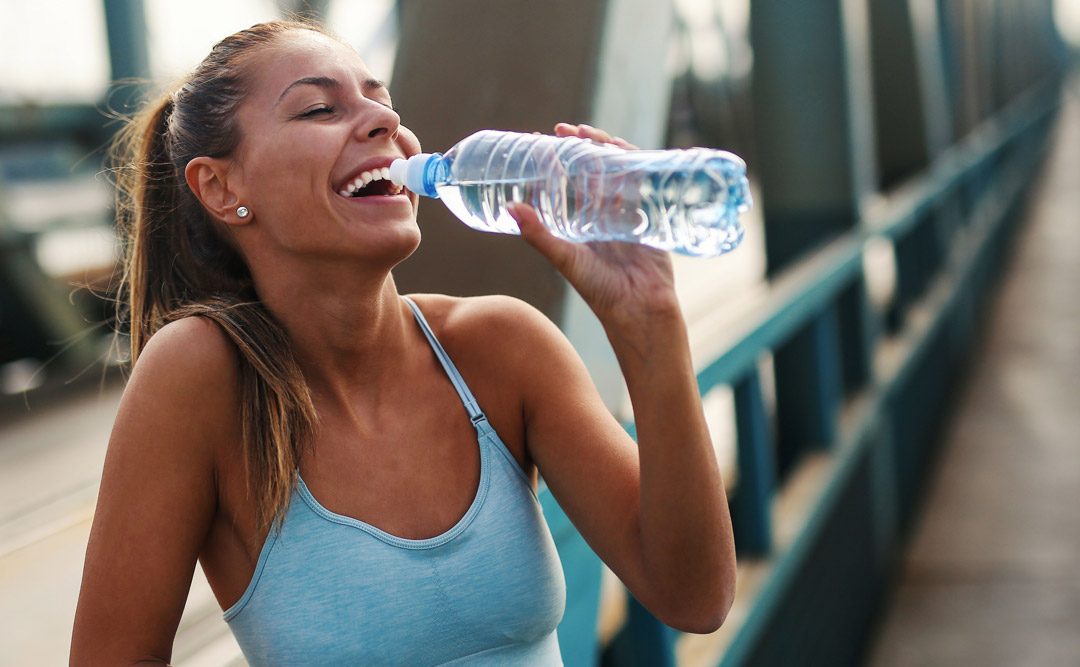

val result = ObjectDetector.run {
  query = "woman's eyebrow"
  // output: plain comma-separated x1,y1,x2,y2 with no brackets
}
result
277,76,339,104
364,78,388,93
277,76,388,105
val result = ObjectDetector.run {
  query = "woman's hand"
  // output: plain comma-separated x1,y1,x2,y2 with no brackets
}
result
507,123,681,341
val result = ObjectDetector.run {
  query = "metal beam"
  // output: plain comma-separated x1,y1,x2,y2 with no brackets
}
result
750,0,878,275
275,0,330,22
101,0,151,114
389,0,608,323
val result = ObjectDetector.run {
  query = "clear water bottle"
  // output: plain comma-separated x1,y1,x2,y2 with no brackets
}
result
388,130,751,257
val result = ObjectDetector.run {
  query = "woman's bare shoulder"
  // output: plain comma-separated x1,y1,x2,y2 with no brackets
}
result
73,317,236,661
118,316,242,460
406,293,561,352
406,293,554,337
133,316,240,383
404,293,577,383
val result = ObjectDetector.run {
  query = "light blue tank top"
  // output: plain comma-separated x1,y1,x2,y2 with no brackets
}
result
224,297,566,665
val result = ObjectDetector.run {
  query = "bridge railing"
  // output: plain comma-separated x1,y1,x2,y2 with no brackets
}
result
539,74,1059,667
534,0,1066,663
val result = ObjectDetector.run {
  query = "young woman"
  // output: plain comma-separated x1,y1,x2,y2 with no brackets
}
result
71,20,735,665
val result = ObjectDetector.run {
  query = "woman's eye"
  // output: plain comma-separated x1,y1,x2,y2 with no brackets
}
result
298,106,335,118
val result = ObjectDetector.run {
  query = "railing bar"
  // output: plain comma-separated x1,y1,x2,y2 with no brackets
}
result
718,113,1050,667
883,129,1046,402
697,242,862,394
695,83,1058,397
731,370,775,557
865,78,1059,239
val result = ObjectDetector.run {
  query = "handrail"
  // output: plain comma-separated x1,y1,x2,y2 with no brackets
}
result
865,77,1061,240
717,93,1056,667
600,75,1062,666
694,77,1061,399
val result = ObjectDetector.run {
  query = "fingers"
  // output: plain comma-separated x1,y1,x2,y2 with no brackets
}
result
506,202,576,272
554,123,638,150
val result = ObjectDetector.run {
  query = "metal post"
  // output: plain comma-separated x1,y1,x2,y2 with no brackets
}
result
389,0,609,323
101,0,150,113
275,0,330,22
750,0,877,275
868,0,932,189
732,370,775,556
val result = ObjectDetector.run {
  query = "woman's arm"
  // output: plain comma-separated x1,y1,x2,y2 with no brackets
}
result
505,124,736,633
70,318,237,664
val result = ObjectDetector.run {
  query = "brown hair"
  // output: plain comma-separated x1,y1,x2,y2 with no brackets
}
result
112,20,327,530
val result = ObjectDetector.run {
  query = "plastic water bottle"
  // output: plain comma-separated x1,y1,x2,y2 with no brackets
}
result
387,130,751,257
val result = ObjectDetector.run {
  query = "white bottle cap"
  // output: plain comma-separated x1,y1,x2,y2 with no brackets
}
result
388,153,436,196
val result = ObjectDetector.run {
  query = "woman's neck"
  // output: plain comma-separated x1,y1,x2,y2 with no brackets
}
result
249,255,414,405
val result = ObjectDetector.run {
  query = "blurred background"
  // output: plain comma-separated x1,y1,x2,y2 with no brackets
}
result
0,0,1076,665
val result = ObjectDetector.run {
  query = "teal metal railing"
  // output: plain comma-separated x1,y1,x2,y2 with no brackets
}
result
539,74,1061,667
531,0,1068,661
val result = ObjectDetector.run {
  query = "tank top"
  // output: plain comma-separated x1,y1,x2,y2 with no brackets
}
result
223,296,567,665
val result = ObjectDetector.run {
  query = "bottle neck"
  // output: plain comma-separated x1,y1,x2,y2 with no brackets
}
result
418,152,448,199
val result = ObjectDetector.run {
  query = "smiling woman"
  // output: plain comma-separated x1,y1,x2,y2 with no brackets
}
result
69,19,736,666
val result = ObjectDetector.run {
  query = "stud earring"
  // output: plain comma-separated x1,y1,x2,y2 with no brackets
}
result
236,206,250,219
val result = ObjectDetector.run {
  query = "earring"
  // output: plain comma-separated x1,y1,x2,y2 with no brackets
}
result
236,206,250,219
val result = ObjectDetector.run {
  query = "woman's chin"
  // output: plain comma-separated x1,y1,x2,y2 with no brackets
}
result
393,226,423,261
354,224,422,266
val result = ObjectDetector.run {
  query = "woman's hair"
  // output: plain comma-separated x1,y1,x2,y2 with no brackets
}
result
112,20,325,530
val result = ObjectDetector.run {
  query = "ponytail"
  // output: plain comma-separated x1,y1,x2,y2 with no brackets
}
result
116,93,176,361
112,21,325,530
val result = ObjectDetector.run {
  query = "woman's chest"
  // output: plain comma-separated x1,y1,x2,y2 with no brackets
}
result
226,452,566,664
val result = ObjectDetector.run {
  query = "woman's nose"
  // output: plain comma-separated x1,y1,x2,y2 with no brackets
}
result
357,102,400,140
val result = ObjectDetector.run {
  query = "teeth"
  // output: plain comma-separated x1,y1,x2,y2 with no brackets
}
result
338,166,406,197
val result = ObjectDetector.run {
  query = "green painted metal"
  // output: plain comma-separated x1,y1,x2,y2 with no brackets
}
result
730,371,774,557
390,0,609,323
101,0,151,114
750,0,867,274
718,105,1054,667
695,241,864,394
837,274,876,394
0,105,108,145
869,0,933,188
773,306,844,479
606,596,678,667
601,0,1063,661
539,490,604,667
275,0,330,21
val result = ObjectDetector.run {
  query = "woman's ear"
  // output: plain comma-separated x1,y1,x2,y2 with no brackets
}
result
185,157,249,226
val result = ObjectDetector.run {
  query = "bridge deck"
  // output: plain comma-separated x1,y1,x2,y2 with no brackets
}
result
868,78,1080,666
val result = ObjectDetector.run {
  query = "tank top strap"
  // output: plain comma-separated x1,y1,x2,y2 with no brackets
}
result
402,296,487,426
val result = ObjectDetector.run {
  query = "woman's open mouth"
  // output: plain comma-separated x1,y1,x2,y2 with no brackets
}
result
337,167,405,199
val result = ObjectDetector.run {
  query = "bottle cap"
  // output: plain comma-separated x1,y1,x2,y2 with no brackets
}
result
389,153,439,198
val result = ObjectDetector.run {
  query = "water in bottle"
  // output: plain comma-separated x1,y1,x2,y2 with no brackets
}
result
387,130,751,257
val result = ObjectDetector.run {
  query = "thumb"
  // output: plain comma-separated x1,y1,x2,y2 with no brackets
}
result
507,203,577,271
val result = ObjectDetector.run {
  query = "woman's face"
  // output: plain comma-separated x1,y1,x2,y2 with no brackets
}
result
229,30,423,264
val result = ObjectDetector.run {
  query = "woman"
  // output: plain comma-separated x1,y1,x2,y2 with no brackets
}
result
71,20,735,665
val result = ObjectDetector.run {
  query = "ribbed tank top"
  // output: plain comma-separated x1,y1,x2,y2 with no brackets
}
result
224,297,566,665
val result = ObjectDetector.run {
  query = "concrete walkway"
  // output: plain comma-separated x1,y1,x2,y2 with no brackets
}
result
0,383,245,666
867,78,1080,666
